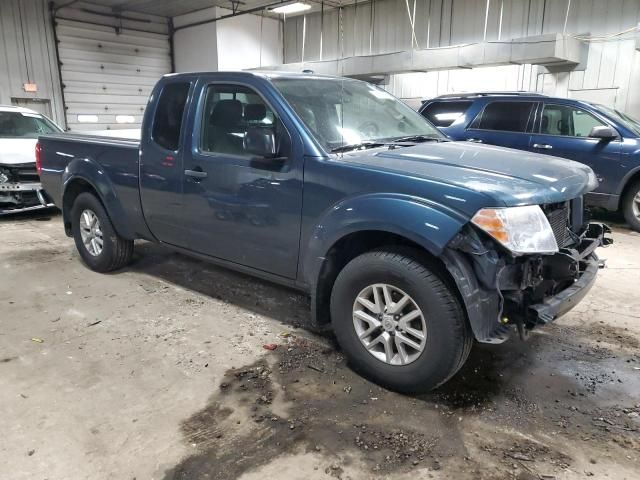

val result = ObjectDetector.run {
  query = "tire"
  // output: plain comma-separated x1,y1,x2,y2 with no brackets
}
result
330,247,472,394
71,192,133,272
622,180,640,232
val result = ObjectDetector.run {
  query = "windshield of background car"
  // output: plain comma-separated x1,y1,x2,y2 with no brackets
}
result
270,76,443,151
0,111,62,139
593,104,640,137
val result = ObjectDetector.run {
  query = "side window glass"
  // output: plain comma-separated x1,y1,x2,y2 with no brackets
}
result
421,101,472,127
474,101,535,132
151,82,190,151
541,104,606,137
200,84,283,157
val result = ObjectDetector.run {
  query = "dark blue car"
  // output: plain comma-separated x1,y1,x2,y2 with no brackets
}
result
420,93,640,231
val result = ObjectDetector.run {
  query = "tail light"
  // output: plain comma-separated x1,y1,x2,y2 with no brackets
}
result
35,142,42,176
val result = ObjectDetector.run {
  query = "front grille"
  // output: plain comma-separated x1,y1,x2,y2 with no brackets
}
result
0,163,39,184
543,202,570,247
14,164,39,183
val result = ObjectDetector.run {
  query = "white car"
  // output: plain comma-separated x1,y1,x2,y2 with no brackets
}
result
0,105,63,214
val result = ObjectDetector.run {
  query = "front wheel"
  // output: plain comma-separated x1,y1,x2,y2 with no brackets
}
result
330,248,472,393
71,192,133,272
622,180,640,232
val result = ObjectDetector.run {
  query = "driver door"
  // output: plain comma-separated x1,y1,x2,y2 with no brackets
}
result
180,82,303,279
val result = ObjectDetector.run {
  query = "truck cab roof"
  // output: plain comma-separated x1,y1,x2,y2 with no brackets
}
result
160,70,367,82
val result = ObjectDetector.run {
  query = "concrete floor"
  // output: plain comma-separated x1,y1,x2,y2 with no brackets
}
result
1,210,639,480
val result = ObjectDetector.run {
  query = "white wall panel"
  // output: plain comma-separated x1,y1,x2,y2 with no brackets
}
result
173,7,282,72
174,22,218,72
0,0,64,126
216,10,281,70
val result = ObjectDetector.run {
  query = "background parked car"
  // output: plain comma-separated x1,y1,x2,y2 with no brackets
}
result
419,93,640,231
0,105,62,215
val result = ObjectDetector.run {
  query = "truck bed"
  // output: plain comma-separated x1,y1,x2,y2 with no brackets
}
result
39,133,151,240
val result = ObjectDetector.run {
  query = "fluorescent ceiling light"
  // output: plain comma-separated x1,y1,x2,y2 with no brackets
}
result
270,2,311,14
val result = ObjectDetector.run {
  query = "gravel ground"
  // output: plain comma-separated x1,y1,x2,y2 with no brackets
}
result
0,210,639,480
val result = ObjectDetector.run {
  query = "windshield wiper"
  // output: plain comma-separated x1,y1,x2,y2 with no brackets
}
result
390,135,447,143
330,141,386,153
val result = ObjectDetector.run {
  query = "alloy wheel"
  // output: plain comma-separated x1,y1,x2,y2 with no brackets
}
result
633,192,640,220
352,283,427,365
79,209,104,256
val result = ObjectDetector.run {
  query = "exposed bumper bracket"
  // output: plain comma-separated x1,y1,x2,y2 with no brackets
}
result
0,182,54,215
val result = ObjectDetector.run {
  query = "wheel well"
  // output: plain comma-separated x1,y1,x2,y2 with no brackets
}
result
62,179,99,236
620,170,640,204
312,230,455,326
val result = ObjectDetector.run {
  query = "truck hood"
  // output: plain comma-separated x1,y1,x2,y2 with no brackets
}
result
0,138,37,165
342,141,598,207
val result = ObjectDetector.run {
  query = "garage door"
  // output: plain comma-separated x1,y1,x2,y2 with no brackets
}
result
55,18,171,132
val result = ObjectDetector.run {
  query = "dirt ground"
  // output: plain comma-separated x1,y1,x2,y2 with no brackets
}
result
1,210,639,480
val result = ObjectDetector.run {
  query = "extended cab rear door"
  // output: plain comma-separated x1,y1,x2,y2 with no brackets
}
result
179,77,303,280
140,80,193,247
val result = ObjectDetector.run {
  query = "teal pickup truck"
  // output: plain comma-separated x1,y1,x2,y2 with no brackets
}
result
38,72,611,392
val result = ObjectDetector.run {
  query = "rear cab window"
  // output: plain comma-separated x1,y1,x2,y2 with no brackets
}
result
469,101,536,133
151,82,190,151
420,101,473,127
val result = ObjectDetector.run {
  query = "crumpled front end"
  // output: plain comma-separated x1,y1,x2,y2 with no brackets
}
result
441,196,612,343
0,163,54,215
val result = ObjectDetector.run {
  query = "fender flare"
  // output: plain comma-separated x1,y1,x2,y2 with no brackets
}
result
61,157,135,240
301,193,468,288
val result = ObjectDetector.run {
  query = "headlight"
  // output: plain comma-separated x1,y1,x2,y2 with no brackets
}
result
471,205,558,255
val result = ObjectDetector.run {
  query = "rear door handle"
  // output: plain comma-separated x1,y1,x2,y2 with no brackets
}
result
185,168,207,179
467,138,483,143
533,143,553,150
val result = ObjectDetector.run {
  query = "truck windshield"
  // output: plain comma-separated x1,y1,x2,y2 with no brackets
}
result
593,104,640,137
0,111,61,139
270,77,443,152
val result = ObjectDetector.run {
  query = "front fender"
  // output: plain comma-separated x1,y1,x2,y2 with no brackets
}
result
301,193,468,286
62,157,135,239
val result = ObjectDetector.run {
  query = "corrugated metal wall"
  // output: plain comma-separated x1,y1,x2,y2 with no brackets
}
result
283,0,640,116
54,2,171,131
0,0,65,126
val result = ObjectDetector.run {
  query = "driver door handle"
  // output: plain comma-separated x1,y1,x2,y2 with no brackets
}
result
533,143,553,150
467,138,483,143
185,168,207,179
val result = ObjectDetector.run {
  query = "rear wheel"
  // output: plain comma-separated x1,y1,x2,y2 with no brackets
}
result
71,192,133,272
622,180,640,232
330,248,472,393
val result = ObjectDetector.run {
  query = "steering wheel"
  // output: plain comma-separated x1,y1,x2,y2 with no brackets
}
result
358,121,380,138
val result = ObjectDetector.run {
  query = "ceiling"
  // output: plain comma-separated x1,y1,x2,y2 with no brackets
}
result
52,0,349,19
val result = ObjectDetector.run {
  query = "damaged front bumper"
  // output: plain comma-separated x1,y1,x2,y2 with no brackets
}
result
0,181,54,215
526,224,610,326
442,222,612,344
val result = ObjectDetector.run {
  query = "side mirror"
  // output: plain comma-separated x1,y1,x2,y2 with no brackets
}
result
244,127,277,158
589,125,617,140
